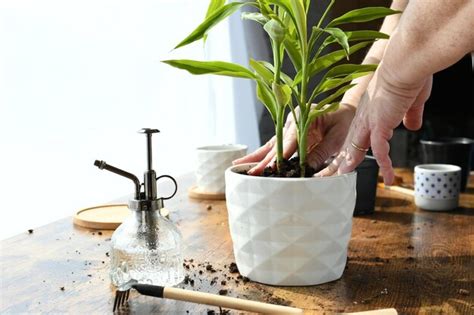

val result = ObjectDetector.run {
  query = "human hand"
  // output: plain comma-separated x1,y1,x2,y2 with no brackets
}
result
233,104,356,175
317,69,433,184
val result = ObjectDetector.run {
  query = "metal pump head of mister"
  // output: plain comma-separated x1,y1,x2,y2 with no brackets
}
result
93,128,178,211
139,128,160,201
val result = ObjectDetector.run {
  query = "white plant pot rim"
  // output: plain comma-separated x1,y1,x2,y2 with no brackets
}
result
197,144,248,152
227,162,356,181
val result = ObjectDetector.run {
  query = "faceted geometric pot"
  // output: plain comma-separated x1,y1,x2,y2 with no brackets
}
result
354,156,379,215
225,163,357,286
195,144,247,193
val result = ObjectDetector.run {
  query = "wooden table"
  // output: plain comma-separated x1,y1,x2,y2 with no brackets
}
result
1,170,473,314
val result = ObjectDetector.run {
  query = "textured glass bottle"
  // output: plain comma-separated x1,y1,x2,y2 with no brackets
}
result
94,128,184,288
109,208,184,287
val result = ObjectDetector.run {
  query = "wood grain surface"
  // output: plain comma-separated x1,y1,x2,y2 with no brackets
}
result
1,170,473,314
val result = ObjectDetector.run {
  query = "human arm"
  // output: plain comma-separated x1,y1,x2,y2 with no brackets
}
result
340,0,408,108
319,0,474,183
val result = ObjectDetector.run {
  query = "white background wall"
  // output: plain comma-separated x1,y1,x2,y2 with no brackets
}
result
0,0,261,239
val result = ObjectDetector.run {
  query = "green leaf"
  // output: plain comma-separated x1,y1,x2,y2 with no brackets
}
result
316,71,373,95
257,0,273,16
175,2,247,49
309,64,377,102
308,25,323,53
321,27,349,58
328,7,401,27
310,41,371,74
314,83,356,109
321,30,388,48
162,60,256,79
205,0,226,18
255,60,295,87
241,12,269,25
308,102,340,123
344,30,389,42
249,59,274,83
203,0,227,43
283,37,302,70
295,41,371,84
325,63,377,78
256,79,278,121
264,19,286,44
302,0,310,13
272,82,292,107
289,0,307,48
267,0,300,39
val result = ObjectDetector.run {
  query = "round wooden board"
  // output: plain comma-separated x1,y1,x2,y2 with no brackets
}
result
73,205,171,230
188,185,226,200
73,204,130,230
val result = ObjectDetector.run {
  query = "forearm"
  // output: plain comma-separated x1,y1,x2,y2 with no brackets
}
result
379,0,474,90
341,0,408,107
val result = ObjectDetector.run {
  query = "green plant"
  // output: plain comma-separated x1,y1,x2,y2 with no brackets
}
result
163,0,400,177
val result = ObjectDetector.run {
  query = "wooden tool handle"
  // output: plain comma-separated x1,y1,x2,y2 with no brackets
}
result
164,287,303,314
377,183,414,197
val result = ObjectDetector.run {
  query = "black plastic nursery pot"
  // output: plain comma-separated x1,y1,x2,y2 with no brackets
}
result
354,156,379,215
420,138,473,192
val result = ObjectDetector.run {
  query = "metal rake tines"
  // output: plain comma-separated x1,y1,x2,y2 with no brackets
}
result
113,289,131,312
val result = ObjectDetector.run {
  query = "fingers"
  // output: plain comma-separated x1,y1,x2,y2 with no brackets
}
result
337,112,370,175
233,110,301,175
316,94,370,177
403,76,432,131
248,147,276,175
315,150,346,177
253,117,298,174
233,136,276,166
306,128,341,170
370,128,394,185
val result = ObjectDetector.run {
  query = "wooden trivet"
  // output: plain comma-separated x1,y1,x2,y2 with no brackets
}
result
73,204,171,230
188,185,226,200
73,204,129,230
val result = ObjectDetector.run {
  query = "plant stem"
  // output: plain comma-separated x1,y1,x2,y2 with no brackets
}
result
297,55,309,176
317,0,335,29
298,120,308,177
276,111,284,173
272,42,282,84
272,39,284,173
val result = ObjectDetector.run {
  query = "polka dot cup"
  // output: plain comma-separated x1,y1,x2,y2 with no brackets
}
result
414,164,461,211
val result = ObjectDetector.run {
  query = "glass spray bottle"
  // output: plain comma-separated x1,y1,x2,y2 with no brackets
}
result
94,128,184,287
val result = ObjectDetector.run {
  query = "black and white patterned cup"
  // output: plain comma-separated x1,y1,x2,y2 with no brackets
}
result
414,164,461,211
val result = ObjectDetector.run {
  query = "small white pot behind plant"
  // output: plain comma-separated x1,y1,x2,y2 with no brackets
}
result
195,144,247,193
225,163,357,286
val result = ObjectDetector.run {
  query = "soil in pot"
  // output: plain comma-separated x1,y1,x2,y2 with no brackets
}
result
239,157,317,178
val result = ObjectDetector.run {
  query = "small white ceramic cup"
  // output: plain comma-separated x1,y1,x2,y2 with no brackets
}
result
195,144,247,193
414,164,461,211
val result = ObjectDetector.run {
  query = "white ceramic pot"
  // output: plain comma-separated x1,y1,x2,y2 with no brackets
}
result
225,163,357,286
414,164,461,211
195,144,247,193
